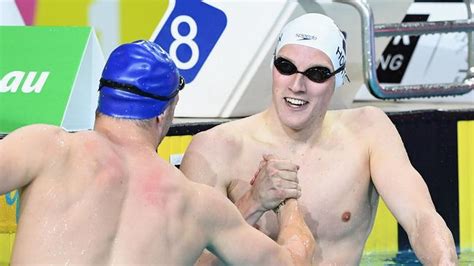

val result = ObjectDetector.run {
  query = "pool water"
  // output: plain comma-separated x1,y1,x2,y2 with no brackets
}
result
361,249,474,265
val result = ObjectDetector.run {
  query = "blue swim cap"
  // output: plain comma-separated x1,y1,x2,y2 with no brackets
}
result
98,40,184,119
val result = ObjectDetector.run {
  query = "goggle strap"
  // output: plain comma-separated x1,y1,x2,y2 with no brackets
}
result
98,78,179,101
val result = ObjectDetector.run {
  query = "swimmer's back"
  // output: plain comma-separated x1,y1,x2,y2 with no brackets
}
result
9,124,208,265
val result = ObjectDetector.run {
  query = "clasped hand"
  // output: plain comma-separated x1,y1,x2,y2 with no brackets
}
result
249,154,301,212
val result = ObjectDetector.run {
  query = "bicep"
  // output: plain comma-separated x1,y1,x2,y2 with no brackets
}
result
368,110,434,230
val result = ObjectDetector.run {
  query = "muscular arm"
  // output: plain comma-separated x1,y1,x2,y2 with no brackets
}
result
181,130,265,225
275,199,315,265
199,185,314,265
0,124,67,194
366,107,457,264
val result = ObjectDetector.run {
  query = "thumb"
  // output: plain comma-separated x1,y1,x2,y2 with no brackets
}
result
263,154,278,161
250,166,262,185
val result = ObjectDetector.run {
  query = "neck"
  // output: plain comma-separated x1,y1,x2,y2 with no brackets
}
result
94,116,162,151
263,105,328,148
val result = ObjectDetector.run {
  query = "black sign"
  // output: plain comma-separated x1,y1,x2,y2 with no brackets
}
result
376,14,430,83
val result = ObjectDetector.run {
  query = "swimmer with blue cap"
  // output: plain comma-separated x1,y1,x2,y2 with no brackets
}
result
98,40,185,120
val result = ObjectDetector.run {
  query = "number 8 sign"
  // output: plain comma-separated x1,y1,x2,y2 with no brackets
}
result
153,0,227,83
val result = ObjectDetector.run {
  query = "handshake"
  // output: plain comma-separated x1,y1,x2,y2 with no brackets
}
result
249,154,301,214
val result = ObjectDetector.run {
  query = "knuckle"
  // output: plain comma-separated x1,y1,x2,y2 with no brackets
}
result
276,190,285,198
269,169,279,178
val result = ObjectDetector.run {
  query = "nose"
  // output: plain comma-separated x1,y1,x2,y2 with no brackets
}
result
288,73,306,93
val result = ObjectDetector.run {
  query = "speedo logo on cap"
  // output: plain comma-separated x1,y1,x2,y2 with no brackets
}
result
296,33,317,41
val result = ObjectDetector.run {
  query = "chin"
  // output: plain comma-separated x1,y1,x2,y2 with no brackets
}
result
275,106,312,130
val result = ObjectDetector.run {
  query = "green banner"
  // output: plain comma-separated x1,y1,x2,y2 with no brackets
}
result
0,26,91,133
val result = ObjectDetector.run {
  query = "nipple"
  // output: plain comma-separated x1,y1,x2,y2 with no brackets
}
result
341,211,351,222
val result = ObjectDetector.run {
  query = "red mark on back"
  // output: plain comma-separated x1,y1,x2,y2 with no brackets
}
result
142,174,161,206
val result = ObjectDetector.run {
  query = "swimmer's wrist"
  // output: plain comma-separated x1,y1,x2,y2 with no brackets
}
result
247,187,269,213
275,199,301,226
247,191,267,213
274,199,298,215
236,190,267,224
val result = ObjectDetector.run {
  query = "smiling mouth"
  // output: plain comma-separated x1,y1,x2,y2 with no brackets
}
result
284,97,309,107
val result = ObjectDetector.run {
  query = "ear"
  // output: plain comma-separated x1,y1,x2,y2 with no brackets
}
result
156,113,164,125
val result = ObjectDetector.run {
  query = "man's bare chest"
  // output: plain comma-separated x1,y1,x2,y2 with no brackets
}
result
226,142,377,240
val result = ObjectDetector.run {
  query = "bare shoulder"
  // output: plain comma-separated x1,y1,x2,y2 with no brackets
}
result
332,106,394,133
192,119,246,148
184,115,258,162
337,105,389,122
2,124,68,150
70,129,112,148
4,123,65,139
0,125,70,186
181,115,262,187
334,106,405,159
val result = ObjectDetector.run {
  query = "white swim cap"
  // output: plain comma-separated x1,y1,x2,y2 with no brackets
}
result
275,13,347,88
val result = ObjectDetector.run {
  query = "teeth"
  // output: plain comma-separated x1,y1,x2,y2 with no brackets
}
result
285,97,308,106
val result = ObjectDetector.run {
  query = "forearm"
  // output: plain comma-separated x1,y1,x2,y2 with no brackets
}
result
235,190,266,226
409,212,457,265
276,199,315,265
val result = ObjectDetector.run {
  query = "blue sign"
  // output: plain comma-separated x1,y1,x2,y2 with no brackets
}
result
154,0,227,83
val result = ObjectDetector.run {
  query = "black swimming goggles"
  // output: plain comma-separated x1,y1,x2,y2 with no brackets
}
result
273,57,345,83
99,76,185,101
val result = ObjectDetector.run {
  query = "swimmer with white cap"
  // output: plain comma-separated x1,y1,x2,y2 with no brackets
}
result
0,40,315,265
182,13,457,265
274,13,348,89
